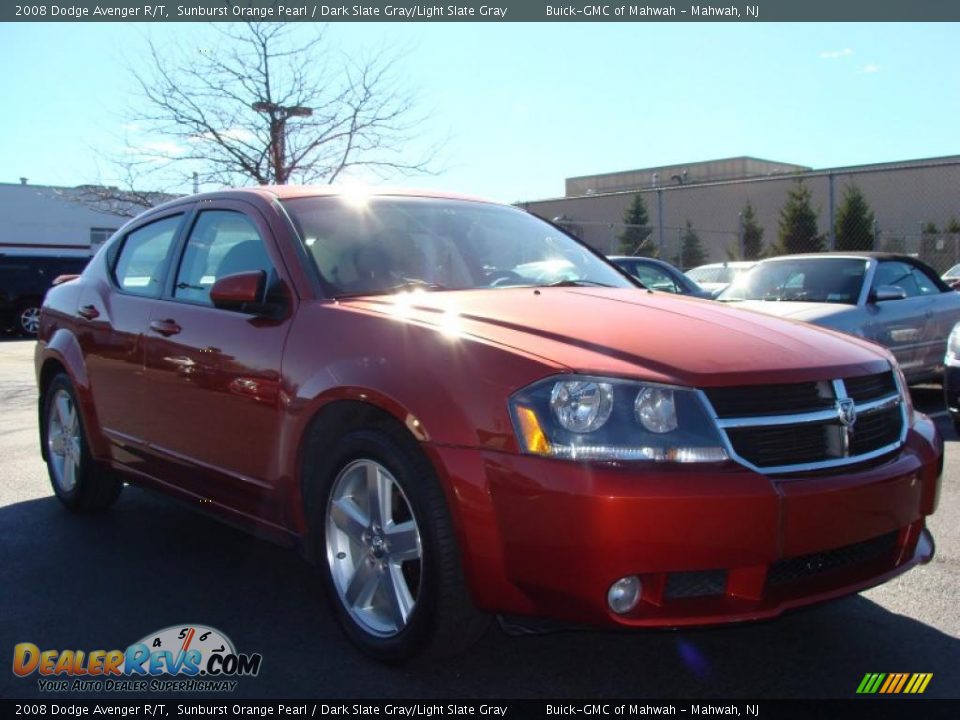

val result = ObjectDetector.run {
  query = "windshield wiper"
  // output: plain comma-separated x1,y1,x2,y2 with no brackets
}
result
541,279,615,288
334,279,450,299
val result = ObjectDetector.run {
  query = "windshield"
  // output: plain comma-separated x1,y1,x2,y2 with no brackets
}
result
281,195,633,297
687,266,734,284
719,257,867,304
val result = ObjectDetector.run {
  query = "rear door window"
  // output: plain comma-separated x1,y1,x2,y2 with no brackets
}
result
113,216,183,298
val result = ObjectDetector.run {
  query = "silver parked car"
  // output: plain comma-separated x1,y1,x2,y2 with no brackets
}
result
685,261,756,297
718,253,960,383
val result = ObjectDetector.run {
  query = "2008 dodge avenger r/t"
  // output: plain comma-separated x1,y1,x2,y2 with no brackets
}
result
35,187,941,660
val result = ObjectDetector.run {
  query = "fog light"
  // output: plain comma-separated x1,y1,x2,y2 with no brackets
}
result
607,575,641,615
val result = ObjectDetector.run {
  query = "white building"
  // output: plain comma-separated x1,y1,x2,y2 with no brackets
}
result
0,180,133,257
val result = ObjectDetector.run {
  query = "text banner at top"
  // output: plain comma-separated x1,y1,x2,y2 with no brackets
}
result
4,0,958,22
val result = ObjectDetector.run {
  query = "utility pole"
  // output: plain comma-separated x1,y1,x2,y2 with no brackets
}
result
827,173,836,251
738,211,745,260
251,101,314,184
656,188,664,257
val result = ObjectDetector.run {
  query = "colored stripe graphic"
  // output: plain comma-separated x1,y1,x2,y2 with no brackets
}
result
856,673,884,694
879,674,895,694
857,673,932,694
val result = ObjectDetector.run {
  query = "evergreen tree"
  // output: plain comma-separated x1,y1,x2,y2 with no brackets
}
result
617,194,655,256
678,220,707,269
834,183,875,251
740,200,765,260
945,218,960,272
772,179,822,255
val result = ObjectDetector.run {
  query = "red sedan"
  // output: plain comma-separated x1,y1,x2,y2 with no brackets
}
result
35,187,942,661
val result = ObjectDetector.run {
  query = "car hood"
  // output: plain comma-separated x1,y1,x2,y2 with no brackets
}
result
718,300,854,323
340,288,890,387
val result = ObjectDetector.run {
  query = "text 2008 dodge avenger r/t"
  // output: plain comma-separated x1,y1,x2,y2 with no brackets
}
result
35,187,941,660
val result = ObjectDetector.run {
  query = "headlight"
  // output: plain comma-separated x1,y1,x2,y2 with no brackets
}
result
550,380,614,432
947,325,960,366
893,361,915,426
634,387,677,433
510,375,728,463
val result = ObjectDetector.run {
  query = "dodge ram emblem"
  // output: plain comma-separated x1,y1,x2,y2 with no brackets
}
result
837,398,857,428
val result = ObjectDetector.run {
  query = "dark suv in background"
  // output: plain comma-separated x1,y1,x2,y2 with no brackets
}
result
0,254,90,336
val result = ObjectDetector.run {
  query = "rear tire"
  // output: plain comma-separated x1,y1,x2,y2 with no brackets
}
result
42,373,122,512
17,301,41,336
309,425,489,662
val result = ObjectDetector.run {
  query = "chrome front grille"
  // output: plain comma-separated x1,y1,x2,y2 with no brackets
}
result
702,370,907,474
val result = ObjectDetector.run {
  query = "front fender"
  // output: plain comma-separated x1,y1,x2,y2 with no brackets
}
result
277,303,560,540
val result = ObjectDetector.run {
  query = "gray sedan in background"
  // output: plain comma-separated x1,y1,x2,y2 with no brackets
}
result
718,252,960,383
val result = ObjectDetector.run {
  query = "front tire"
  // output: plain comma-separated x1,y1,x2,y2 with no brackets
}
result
312,426,488,662
43,373,122,512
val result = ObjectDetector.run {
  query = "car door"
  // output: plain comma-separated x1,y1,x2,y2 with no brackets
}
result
141,201,294,524
908,262,960,373
75,211,187,462
864,260,935,377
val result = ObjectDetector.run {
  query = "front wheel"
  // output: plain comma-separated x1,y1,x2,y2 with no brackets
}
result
43,373,122,512
313,427,488,661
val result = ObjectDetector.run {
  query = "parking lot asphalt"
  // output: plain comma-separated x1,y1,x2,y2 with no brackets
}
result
1,337,958,700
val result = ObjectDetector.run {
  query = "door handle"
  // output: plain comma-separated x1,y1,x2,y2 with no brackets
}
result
149,319,182,337
77,305,99,320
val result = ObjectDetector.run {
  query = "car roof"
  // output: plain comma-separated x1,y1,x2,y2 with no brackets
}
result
0,254,89,261
689,261,755,269
148,185,501,214
759,251,939,272
757,252,951,291
763,251,915,261
608,256,674,265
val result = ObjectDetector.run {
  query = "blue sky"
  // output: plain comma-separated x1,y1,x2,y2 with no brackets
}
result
0,22,957,203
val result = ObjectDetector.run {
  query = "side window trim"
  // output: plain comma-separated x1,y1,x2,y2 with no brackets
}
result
108,210,191,298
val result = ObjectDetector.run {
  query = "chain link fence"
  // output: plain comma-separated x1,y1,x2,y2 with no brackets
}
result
529,157,960,273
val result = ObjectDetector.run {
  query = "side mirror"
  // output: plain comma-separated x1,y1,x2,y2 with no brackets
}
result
209,270,266,311
871,285,908,303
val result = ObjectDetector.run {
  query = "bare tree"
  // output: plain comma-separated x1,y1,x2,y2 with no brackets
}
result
59,161,178,218
77,22,437,212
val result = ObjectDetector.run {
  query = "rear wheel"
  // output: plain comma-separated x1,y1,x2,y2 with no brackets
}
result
312,426,488,662
43,374,122,512
18,301,41,336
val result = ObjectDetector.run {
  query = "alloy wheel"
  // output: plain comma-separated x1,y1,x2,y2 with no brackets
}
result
20,306,40,335
325,459,423,638
47,388,82,493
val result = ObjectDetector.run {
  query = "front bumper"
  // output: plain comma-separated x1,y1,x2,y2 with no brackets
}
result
427,413,942,628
